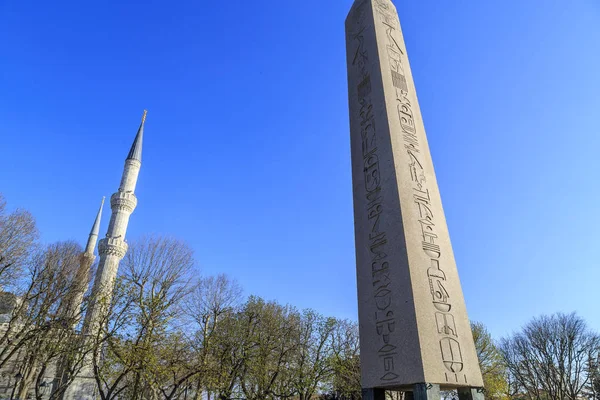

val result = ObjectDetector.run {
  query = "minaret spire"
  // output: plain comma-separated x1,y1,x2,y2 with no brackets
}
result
84,196,105,254
64,112,147,400
127,110,146,162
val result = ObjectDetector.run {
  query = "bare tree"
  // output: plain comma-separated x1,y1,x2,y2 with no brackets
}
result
500,312,600,400
587,353,600,400
93,235,195,400
0,193,38,289
0,242,85,399
87,276,137,400
184,273,243,400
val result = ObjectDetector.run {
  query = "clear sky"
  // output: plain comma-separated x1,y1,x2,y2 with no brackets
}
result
1,0,599,340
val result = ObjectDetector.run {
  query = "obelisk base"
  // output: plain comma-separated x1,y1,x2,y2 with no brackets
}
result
404,383,441,400
362,388,385,400
402,384,485,400
458,387,485,400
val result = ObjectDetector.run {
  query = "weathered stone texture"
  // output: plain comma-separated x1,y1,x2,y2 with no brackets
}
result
345,0,483,389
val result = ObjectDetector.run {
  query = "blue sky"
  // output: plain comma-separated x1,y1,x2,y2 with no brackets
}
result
1,0,599,340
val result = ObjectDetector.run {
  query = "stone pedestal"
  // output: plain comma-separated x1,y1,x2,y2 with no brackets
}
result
345,0,483,390
458,387,486,400
412,384,441,400
363,388,386,400
404,384,484,400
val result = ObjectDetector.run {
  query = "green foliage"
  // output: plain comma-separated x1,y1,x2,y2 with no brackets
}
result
471,321,509,400
326,319,361,400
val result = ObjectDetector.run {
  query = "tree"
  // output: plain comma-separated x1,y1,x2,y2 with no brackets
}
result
0,193,38,289
587,352,600,400
238,296,298,400
93,235,196,400
289,309,336,400
208,304,253,400
470,321,508,400
0,242,87,399
500,312,600,400
326,319,361,400
184,273,243,400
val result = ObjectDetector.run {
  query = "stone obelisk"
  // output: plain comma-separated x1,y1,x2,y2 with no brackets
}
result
345,1,483,398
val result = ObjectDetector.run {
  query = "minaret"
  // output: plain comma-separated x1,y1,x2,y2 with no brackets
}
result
84,110,145,333
64,197,105,326
55,198,104,396
63,111,146,400
85,197,105,255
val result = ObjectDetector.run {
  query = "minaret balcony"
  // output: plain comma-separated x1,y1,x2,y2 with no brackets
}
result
98,237,128,259
110,191,137,213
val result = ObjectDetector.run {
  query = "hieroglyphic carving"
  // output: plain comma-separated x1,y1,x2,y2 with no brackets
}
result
441,338,464,373
436,312,457,336
350,6,400,384
372,0,466,383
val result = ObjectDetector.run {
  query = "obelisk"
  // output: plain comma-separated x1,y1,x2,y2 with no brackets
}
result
345,1,483,398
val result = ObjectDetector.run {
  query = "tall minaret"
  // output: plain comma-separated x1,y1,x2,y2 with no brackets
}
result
64,197,105,326
55,198,104,395
84,110,145,333
63,111,146,400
